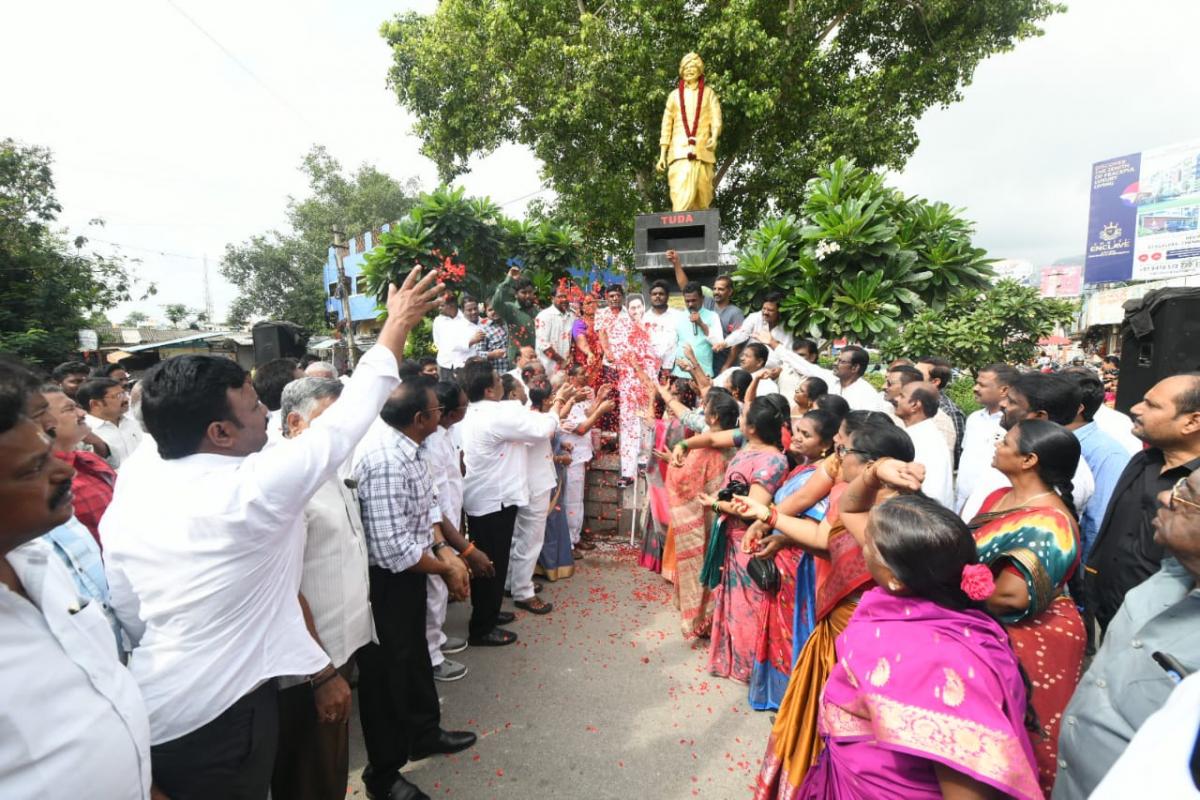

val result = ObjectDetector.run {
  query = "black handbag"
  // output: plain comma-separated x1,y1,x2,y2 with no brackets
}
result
747,555,780,593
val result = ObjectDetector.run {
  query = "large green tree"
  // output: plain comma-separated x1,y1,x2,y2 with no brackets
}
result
221,145,420,330
0,139,151,366
380,0,1062,256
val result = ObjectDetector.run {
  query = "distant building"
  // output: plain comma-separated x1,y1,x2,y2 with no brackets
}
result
324,225,391,330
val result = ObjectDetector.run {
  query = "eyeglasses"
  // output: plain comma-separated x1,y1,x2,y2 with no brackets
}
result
1169,477,1200,513
835,444,872,459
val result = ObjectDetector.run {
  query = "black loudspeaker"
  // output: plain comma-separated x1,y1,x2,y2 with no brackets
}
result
1115,288,1200,414
252,321,308,366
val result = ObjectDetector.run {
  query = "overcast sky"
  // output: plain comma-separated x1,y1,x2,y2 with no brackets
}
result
2,0,1198,324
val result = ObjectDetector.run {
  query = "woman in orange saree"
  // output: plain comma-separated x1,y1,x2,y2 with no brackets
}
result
665,390,740,638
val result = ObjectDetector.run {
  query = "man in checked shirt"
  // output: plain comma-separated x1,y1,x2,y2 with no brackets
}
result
354,376,475,800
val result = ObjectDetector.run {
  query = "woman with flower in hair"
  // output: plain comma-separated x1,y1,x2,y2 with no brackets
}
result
796,494,1041,799
967,418,1085,795
739,414,915,797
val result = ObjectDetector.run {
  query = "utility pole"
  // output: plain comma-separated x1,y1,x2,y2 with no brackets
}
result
331,227,357,370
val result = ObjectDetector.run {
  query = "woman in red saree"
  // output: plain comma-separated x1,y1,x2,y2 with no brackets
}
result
799,494,1041,800
744,413,917,799
968,419,1085,796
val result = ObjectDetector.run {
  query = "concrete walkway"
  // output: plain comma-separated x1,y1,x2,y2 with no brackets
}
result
346,543,773,799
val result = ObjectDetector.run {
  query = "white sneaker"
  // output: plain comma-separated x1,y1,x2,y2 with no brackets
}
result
432,659,468,682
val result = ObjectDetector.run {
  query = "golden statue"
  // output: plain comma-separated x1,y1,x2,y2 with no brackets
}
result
656,52,722,212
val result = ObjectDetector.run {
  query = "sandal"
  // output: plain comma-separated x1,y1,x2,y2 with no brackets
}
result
514,597,554,615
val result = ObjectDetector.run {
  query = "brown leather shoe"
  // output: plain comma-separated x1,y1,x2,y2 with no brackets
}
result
576,540,596,551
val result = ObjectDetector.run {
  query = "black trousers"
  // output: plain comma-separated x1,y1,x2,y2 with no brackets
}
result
467,504,518,638
151,680,279,800
356,567,440,788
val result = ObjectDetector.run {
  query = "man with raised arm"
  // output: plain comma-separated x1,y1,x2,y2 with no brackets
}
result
101,268,444,799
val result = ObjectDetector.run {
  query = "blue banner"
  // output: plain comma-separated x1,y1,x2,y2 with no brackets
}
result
1084,153,1139,284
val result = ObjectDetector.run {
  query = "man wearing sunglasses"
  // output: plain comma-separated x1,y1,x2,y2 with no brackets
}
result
1053,469,1200,799
1086,373,1200,636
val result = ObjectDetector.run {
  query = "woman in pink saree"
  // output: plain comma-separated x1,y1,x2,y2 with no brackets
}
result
799,493,1041,800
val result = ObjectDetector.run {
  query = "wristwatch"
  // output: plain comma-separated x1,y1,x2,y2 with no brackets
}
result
431,541,448,554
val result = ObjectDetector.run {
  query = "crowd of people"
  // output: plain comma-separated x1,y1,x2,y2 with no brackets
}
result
3,257,1199,800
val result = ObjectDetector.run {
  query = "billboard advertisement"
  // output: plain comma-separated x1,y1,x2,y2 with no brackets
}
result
1040,265,1083,297
1085,138,1200,284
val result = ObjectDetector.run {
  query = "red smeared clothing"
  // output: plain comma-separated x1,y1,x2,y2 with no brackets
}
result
56,450,116,547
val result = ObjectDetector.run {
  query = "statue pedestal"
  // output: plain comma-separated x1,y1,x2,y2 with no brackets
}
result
634,209,721,277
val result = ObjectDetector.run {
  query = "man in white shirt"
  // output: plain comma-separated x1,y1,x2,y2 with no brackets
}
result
559,371,615,552
956,364,1019,512
77,377,143,468
760,336,886,412
738,342,781,396
101,269,443,799
893,381,955,508
0,363,153,800
534,283,577,377
959,372,1096,522
506,345,544,399
715,292,792,366
459,360,562,646
883,364,956,449
431,293,479,381
424,380,495,682
643,279,680,373
275,376,375,800
506,381,564,615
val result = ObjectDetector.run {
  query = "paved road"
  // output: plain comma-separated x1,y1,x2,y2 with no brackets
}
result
345,543,773,799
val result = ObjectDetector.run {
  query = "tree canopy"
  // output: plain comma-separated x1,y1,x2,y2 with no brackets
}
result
361,184,588,308
0,139,152,366
221,145,421,329
731,158,993,343
380,0,1062,257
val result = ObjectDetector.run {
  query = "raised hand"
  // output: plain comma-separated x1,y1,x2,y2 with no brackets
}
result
386,267,444,331
873,458,925,492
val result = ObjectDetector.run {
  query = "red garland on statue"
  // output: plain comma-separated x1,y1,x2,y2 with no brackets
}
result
677,76,705,161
